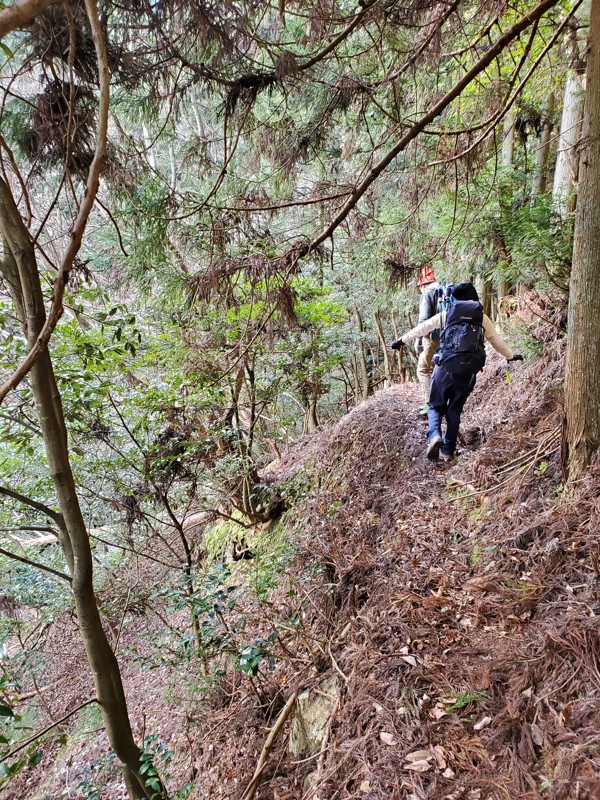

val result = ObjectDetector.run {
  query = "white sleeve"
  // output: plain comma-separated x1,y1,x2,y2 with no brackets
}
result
482,315,514,360
401,313,442,343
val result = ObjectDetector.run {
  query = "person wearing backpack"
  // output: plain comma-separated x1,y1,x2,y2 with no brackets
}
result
415,266,441,416
392,282,523,462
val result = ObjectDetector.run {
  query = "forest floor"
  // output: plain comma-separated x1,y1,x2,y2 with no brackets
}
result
6,338,600,800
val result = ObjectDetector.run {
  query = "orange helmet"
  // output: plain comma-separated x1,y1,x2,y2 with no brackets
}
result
417,265,436,286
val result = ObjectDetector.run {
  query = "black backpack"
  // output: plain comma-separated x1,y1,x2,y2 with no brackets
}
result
435,299,486,376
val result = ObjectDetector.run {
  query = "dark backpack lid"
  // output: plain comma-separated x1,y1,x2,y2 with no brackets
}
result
445,299,483,327
450,282,479,302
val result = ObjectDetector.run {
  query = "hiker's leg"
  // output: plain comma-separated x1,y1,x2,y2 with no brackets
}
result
444,376,475,453
426,366,445,441
427,404,442,441
417,336,438,403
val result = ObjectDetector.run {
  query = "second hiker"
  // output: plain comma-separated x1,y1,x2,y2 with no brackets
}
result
392,282,523,462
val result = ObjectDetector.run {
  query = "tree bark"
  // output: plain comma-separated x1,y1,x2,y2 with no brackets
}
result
353,308,372,403
373,310,392,388
564,0,600,479
553,23,586,218
0,0,56,38
475,274,494,319
302,396,319,434
531,92,555,201
0,206,165,800
501,108,516,168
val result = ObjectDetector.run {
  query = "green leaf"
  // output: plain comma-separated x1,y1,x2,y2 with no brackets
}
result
0,42,13,59
0,704,15,718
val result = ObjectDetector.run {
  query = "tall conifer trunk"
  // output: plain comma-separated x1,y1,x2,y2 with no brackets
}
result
552,22,586,217
564,0,600,478
531,92,555,201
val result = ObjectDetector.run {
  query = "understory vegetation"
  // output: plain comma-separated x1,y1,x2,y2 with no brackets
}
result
0,0,599,798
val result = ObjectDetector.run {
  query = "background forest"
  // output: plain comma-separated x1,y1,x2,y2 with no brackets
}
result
0,0,599,798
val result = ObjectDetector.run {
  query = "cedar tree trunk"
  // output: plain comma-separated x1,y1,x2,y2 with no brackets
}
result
564,0,600,479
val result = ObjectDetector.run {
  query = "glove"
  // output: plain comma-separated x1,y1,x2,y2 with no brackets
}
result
391,339,404,351
508,354,523,362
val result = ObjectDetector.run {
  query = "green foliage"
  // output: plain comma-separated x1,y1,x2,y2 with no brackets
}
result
236,630,278,677
0,674,43,790
140,734,195,800
149,563,241,666
0,2,581,794
449,690,488,710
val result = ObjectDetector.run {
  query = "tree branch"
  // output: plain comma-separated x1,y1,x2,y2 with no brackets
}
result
305,0,562,254
241,691,298,800
0,698,97,763
0,0,57,39
0,0,110,405
0,546,71,583
0,485,65,528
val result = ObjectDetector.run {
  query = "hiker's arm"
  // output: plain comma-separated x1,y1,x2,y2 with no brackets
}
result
482,315,514,360
402,313,442,343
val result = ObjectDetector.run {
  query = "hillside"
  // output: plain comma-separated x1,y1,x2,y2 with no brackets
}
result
6,338,599,800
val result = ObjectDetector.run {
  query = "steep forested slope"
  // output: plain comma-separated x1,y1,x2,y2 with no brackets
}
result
2,3,600,796
5,328,599,800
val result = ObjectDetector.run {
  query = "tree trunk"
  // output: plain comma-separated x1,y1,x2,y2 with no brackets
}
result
564,0,600,479
531,92,555,201
302,396,319,434
501,109,516,169
552,23,586,218
391,312,406,381
373,310,392,388
498,110,515,311
353,307,372,403
0,188,165,800
475,274,494,319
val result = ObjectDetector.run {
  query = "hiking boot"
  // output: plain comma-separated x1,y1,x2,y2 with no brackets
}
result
439,448,454,462
417,403,429,418
426,434,443,461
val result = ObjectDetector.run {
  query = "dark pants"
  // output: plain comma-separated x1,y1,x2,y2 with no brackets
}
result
427,366,475,454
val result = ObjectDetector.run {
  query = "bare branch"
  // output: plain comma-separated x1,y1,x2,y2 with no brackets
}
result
0,698,97,763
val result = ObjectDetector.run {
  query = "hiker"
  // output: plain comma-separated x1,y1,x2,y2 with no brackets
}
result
415,266,440,417
392,282,523,462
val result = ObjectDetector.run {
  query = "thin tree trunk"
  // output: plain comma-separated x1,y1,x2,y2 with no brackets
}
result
391,312,405,381
0,198,165,800
351,354,361,402
564,0,600,479
302,397,319,434
501,109,516,169
142,121,157,170
553,23,586,218
373,310,392,388
531,92,555,201
498,110,515,311
353,308,372,403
